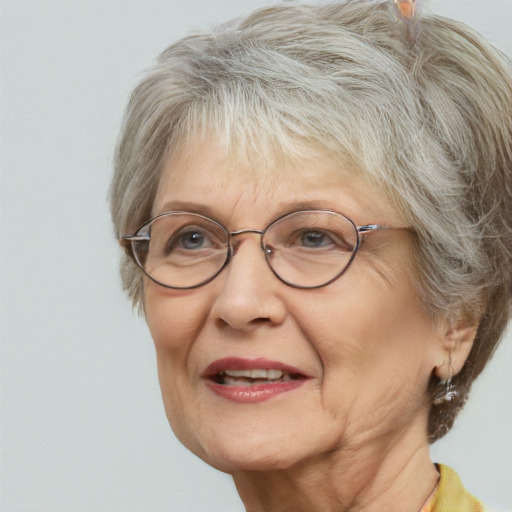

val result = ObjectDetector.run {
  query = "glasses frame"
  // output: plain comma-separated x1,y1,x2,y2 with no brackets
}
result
120,209,398,290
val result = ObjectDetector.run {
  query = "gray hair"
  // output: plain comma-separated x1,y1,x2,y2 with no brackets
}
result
110,0,512,441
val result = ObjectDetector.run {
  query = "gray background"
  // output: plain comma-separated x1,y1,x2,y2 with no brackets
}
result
1,1,511,511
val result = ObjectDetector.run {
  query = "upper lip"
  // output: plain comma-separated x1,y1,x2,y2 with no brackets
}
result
202,357,311,379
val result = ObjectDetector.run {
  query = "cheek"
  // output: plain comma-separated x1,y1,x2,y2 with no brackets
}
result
291,273,436,405
144,283,211,353
143,283,214,454
143,284,212,414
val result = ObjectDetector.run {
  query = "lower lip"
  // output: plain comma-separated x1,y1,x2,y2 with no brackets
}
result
205,379,307,403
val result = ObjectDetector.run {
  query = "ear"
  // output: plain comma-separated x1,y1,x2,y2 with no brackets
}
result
433,319,478,380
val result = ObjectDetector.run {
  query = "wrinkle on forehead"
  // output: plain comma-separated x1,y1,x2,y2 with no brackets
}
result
157,130,355,198
153,132,403,231
152,93,411,222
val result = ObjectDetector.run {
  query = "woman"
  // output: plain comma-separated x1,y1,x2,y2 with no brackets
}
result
110,1,511,510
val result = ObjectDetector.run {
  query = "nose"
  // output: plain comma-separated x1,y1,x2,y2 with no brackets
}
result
210,235,287,331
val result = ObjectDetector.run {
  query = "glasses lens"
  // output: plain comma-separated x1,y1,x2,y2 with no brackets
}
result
132,213,229,288
263,210,359,288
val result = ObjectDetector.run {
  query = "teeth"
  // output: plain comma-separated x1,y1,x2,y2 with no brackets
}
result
223,369,284,379
223,378,254,386
267,369,283,379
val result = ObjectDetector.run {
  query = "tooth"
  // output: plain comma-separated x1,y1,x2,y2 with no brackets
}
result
249,369,269,379
267,369,283,379
224,369,252,378
223,377,253,386
221,369,284,380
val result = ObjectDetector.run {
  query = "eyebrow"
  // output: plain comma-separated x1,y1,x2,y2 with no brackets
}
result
155,199,356,223
156,201,223,219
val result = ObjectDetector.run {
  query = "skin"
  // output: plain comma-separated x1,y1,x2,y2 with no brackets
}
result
143,138,474,512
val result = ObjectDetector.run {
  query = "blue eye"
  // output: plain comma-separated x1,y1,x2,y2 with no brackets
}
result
286,228,354,252
300,230,332,248
163,227,216,254
179,231,209,249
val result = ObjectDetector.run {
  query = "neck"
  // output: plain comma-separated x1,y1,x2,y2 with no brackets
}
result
232,423,438,512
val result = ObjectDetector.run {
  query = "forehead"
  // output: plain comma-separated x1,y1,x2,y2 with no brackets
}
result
153,136,401,226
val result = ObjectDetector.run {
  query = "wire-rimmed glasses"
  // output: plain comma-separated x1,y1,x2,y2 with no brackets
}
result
120,209,395,289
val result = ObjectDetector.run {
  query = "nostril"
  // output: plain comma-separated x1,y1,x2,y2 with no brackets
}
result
216,315,271,330
253,317,271,324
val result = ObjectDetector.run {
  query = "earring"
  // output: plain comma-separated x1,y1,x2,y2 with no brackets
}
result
433,366,459,405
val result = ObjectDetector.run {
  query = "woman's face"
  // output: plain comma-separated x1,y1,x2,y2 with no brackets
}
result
144,139,445,473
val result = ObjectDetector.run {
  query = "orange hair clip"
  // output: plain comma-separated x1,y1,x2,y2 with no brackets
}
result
393,0,420,24
393,0,422,47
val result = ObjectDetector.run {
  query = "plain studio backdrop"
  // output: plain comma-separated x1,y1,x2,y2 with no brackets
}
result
1,1,511,511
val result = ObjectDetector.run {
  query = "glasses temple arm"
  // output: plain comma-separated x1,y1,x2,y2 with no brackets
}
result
118,234,150,256
357,224,384,234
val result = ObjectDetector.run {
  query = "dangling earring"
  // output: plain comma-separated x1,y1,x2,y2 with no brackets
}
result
433,366,459,405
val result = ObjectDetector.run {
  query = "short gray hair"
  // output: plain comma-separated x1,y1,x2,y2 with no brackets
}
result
110,0,512,441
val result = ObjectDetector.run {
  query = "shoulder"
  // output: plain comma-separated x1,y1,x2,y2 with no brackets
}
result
422,464,486,512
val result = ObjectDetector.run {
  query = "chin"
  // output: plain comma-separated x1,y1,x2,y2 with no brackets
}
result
176,423,329,474
199,444,301,474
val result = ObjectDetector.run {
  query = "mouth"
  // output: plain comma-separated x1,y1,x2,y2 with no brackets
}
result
203,358,310,403
211,368,306,386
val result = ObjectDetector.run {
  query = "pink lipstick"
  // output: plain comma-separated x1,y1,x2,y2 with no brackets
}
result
203,358,310,403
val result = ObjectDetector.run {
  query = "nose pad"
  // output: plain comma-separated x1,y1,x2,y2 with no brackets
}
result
228,236,272,262
210,236,287,331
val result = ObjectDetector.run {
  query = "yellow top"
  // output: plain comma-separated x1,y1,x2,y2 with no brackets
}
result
421,464,486,512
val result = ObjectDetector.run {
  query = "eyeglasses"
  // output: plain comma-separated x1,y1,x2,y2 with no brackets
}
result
121,209,404,289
